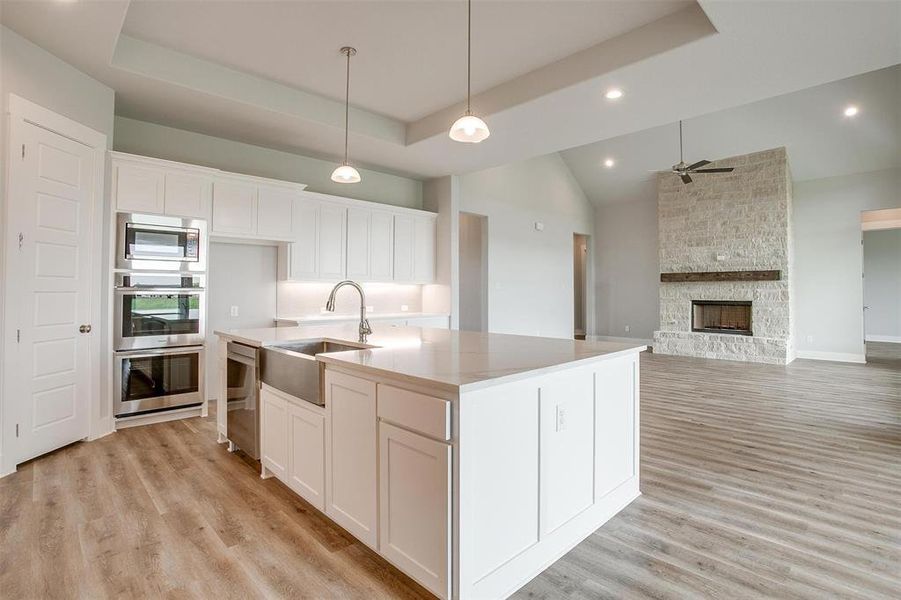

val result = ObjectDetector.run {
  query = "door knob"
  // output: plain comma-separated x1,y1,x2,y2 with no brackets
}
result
79,324,92,333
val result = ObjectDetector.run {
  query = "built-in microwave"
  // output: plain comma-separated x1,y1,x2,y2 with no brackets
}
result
114,346,204,418
116,212,207,272
114,273,205,350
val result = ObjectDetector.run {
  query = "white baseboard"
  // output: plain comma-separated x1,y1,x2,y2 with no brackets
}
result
795,350,866,364
865,335,901,343
587,335,654,346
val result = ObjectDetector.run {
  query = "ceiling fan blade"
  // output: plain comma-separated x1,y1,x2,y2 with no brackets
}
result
680,173,692,184
693,167,734,173
686,160,710,170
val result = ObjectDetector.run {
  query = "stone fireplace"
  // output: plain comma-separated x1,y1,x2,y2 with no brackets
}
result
653,147,794,364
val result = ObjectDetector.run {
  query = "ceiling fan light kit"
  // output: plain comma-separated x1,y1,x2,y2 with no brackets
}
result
449,0,490,143
331,46,362,184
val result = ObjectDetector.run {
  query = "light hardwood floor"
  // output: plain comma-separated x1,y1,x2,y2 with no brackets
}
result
1,347,898,599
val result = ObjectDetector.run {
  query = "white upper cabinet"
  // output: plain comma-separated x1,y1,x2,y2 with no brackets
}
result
285,197,319,280
393,214,415,282
318,203,347,280
346,207,372,280
257,184,296,239
113,154,212,219
370,210,394,281
115,163,164,214
413,215,437,283
212,179,257,235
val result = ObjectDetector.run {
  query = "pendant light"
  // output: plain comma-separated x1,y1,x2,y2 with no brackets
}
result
449,0,490,143
331,46,361,183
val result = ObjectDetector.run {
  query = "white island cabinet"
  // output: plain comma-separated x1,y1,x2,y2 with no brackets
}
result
216,324,643,600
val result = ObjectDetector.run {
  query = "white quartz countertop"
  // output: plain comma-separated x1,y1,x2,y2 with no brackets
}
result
275,312,448,324
215,324,646,392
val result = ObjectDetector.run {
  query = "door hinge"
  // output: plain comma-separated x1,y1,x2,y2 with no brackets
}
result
18,232,24,250
16,329,21,343
21,144,25,159
15,424,19,438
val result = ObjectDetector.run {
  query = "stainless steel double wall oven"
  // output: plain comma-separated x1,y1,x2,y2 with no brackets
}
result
114,214,207,418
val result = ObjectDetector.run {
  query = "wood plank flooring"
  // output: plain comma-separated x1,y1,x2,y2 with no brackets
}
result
2,347,899,599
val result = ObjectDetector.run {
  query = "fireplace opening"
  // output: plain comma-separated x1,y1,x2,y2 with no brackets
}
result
692,301,752,336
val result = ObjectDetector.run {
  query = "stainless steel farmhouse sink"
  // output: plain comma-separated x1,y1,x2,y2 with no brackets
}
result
260,339,373,406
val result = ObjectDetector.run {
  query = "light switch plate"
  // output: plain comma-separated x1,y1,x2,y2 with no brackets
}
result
230,305,239,317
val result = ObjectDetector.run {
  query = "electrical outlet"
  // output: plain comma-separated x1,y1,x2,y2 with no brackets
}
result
366,305,374,312
556,405,567,432
806,335,814,343
230,305,239,317
534,221,544,231
624,325,631,333
400,305,409,312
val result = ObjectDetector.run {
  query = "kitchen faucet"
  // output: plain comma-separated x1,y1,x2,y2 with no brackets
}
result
326,280,372,343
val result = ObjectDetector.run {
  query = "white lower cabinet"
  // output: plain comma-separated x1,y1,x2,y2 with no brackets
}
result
287,399,326,511
260,386,289,480
379,422,451,599
324,370,378,549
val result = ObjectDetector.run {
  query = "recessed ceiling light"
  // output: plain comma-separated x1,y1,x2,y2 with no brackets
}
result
604,158,615,168
605,89,623,100
843,105,859,117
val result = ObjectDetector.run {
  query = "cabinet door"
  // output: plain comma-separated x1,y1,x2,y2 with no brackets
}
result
393,214,415,282
346,207,371,280
261,387,289,480
115,163,164,213
325,370,377,548
379,422,451,599
595,356,637,498
257,185,296,239
164,171,210,219
288,198,319,280
370,211,394,281
318,204,346,280
413,216,436,283
288,401,325,511
212,180,257,235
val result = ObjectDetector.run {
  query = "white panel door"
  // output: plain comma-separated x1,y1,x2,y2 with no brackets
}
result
413,216,436,283
164,171,210,219
115,163,164,213
289,198,319,280
9,122,95,464
539,370,595,535
379,422,451,599
370,210,394,281
595,356,637,498
212,180,257,235
318,204,346,280
261,387,289,480
325,370,377,548
393,214,414,282
257,185,296,239
288,401,325,511
346,207,371,280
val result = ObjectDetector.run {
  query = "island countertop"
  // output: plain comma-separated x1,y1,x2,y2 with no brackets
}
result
215,324,646,392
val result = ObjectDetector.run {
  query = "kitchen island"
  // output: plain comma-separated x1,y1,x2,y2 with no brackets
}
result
215,324,645,600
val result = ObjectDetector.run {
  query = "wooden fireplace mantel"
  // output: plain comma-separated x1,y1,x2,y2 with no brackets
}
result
660,270,781,283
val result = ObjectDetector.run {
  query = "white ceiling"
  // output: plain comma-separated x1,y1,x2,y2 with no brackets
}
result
1,1,899,181
121,0,691,122
560,65,901,205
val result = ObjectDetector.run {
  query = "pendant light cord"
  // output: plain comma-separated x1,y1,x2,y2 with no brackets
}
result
467,0,472,114
343,49,351,165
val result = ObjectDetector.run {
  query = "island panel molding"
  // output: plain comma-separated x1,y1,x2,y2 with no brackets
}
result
660,270,781,283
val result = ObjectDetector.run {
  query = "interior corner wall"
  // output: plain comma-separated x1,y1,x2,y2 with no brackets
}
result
594,187,659,340
863,228,901,342
421,175,458,327
459,153,594,339
112,116,423,209
793,168,901,360
1,25,116,472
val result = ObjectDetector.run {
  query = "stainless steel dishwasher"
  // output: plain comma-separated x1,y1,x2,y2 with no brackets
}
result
225,341,260,459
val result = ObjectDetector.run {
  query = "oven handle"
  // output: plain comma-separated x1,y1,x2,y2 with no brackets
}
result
115,346,205,358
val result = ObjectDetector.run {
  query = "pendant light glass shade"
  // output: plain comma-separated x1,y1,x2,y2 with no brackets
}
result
449,112,490,143
334,46,361,183
450,0,489,143
331,163,361,183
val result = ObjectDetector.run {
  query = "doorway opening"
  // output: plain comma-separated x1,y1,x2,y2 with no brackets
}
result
861,208,901,365
573,233,589,340
459,212,488,332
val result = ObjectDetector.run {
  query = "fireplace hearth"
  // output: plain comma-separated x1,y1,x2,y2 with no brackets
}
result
692,301,752,336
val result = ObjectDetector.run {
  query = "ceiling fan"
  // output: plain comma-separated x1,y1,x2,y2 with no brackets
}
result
668,120,734,184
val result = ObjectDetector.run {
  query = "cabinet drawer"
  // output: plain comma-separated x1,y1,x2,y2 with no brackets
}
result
377,384,450,441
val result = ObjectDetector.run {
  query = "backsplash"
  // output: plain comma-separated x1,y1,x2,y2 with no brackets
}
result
277,282,424,318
